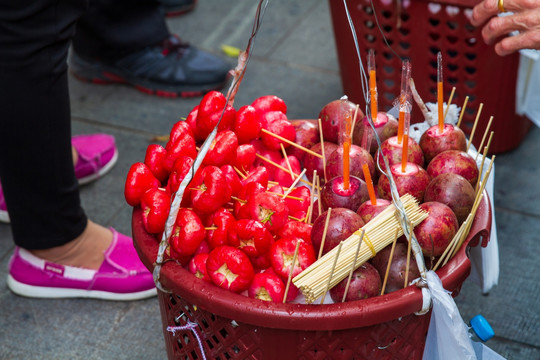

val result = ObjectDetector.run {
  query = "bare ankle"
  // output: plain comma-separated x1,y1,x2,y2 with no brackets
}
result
30,220,112,270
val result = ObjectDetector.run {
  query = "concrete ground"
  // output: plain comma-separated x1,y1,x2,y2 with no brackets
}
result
0,1,538,359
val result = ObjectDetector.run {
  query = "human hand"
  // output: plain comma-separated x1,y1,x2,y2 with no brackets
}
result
471,0,540,56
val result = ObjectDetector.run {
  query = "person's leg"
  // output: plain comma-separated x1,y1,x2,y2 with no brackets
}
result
0,1,151,285
0,0,89,250
69,0,231,97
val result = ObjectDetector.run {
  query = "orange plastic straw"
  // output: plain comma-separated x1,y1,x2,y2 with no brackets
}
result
342,113,352,190
368,50,377,122
437,52,444,133
401,134,409,173
398,110,405,145
362,163,377,205
397,60,411,144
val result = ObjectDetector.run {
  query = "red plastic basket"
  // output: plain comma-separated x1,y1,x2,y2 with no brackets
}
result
328,0,532,154
132,192,491,360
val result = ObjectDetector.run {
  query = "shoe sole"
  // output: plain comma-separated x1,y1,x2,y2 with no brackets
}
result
164,1,197,17
0,210,9,224
7,274,157,301
70,52,228,99
78,148,118,186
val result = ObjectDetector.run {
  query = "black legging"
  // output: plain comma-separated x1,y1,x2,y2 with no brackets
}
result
0,0,168,250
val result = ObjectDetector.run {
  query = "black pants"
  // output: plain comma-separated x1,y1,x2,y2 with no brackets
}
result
0,0,169,250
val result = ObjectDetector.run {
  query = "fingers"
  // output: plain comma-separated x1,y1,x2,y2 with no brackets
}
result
471,0,500,26
493,28,540,56
481,10,540,44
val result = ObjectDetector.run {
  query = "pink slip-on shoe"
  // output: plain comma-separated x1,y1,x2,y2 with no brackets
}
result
7,229,157,300
0,134,118,224
0,181,8,223
73,133,118,185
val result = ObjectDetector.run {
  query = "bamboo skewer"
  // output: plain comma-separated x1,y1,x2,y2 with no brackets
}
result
307,170,317,224
380,228,399,295
404,221,413,289
318,208,332,260
280,143,295,181
475,117,493,161
316,175,322,217
456,96,469,128
321,241,343,304
443,86,456,122
343,229,365,302
467,103,483,151
283,240,301,304
318,118,328,183
284,169,307,197
350,104,360,140
433,155,495,270
476,131,494,193
261,128,323,159
294,194,428,303
255,153,315,189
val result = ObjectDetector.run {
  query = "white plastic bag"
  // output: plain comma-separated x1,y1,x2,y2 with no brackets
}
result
422,270,477,360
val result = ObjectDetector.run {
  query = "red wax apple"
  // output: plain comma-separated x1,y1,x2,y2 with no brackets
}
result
284,186,311,216
424,173,476,224
242,166,269,189
248,272,287,303
377,163,431,202
261,116,296,151
356,198,392,224
420,123,467,163
252,94,288,114
376,135,424,173
124,162,161,207
185,105,200,140
234,105,262,144
203,130,238,167
196,91,236,139
170,208,206,258
318,98,361,143
220,164,243,197
320,176,369,212
247,192,289,233
166,156,194,196
311,208,365,256
233,181,266,220
277,220,312,244
426,150,479,187
169,120,194,145
205,207,236,249
233,144,256,172
206,245,255,293
228,219,273,257
140,187,171,234
287,120,319,164
144,144,169,183
329,262,382,302
414,202,459,257
190,166,232,214
353,112,399,153
250,139,282,179
326,144,375,182
163,131,197,172
188,253,211,283
269,238,316,279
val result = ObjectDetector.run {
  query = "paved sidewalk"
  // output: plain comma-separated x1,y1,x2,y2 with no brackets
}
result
0,1,539,359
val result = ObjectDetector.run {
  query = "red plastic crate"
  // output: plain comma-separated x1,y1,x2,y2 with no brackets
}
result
132,193,492,360
329,0,532,154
